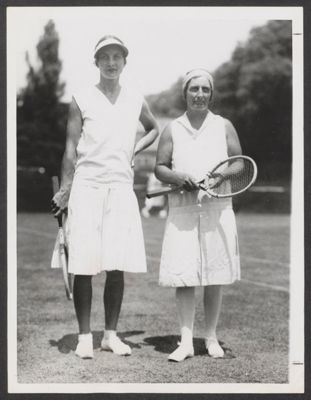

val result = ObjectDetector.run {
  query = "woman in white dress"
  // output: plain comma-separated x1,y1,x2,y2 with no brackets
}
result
155,69,241,362
51,36,159,359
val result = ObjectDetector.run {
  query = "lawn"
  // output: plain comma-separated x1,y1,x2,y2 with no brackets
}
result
15,212,290,384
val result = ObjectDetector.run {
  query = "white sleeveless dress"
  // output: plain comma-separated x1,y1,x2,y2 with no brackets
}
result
159,111,240,287
65,84,147,275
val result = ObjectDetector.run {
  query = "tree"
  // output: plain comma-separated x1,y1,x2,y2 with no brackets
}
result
17,20,68,175
213,21,292,181
147,77,185,118
148,20,292,183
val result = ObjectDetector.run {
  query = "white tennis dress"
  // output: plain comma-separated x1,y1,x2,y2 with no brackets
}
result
56,84,146,275
159,111,240,287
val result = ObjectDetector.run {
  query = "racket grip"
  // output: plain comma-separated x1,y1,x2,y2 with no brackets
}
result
146,186,179,198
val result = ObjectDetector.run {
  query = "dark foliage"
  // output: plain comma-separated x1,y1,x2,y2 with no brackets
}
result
147,21,292,184
17,20,68,176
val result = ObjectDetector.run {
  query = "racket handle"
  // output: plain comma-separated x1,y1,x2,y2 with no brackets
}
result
146,186,180,198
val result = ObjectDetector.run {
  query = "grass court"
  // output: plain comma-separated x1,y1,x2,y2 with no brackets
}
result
16,211,289,384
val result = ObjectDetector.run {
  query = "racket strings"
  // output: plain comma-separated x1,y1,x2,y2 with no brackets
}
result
209,159,255,196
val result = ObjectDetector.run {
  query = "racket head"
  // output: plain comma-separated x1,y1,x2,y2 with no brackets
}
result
58,227,73,300
202,155,257,198
52,176,73,300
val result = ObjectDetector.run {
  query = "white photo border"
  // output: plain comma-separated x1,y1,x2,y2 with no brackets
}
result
7,5,304,394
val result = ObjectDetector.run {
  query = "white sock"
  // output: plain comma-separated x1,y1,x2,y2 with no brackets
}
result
180,326,193,347
78,332,92,340
176,287,195,347
104,330,117,341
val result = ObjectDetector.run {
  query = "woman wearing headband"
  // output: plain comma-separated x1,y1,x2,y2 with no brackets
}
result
51,35,159,359
155,69,242,362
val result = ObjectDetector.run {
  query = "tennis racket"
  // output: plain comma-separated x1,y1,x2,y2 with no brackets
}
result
52,176,73,300
146,155,257,199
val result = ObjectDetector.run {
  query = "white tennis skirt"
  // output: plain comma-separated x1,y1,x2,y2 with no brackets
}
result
159,193,240,287
66,180,147,275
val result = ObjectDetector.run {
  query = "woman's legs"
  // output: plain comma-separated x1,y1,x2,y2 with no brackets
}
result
168,286,196,361
203,285,222,338
203,285,224,357
73,275,93,334
73,275,93,358
101,270,131,355
176,286,196,345
73,271,125,334
104,270,124,330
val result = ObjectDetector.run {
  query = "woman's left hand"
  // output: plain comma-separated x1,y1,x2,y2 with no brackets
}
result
204,173,224,189
51,187,70,217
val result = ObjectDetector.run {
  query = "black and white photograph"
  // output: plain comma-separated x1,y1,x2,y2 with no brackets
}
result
6,5,304,394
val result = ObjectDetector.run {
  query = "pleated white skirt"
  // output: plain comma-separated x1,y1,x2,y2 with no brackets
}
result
159,192,240,287
66,180,147,275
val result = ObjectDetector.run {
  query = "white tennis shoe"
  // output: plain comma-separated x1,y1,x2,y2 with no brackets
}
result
205,337,224,358
101,335,132,356
75,333,94,359
168,343,194,362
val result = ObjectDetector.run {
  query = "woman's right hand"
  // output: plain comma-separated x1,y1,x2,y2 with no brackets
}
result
174,172,199,192
51,188,70,217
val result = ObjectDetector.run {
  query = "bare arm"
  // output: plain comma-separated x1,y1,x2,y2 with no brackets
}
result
135,99,159,156
225,119,242,156
204,119,242,188
51,98,82,216
155,123,198,191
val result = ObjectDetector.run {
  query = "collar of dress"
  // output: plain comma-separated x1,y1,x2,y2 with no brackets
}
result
94,84,124,106
176,111,214,138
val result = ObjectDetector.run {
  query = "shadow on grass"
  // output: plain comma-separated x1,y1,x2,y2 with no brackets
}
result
143,335,236,359
49,330,145,354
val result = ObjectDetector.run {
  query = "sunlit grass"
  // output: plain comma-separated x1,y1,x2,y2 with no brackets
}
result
16,212,289,384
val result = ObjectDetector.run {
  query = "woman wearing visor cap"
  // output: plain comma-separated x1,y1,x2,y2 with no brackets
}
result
51,35,159,359
155,69,242,362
